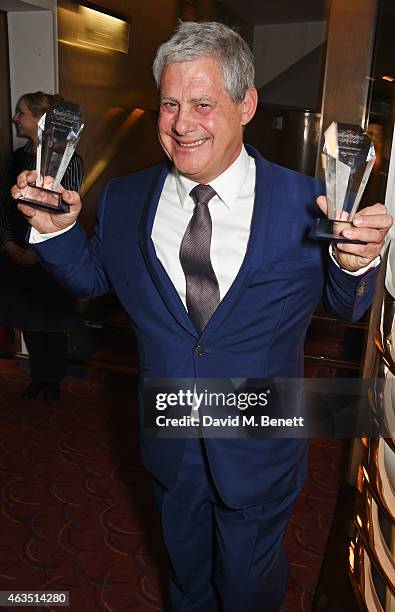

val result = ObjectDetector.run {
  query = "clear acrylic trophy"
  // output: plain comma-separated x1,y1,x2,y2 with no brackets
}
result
309,122,375,244
18,101,84,213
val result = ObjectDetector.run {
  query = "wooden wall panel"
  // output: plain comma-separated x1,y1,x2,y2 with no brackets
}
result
57,0,178,232
317,0,378,176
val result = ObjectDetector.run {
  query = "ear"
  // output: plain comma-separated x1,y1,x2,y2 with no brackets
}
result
240,87,258,126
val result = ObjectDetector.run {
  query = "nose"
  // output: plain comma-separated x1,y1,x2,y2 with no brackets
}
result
172,107,194,136
12,113,18,123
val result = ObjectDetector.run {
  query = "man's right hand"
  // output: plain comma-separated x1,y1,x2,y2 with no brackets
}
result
11,170,82,234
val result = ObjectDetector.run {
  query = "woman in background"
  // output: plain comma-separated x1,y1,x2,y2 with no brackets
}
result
0,91,83,401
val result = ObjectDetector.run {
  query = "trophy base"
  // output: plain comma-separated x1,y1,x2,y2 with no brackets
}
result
18,184,70,214
309,218,366,245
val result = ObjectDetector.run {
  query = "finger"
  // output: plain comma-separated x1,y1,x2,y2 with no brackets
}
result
44,180,67,195
316,195,328,215
355,203,387,217
61,189,81,209
17,204,37,219
16,170,37,189
43,175,55,190
15,170,30,188
335,241,382,260
62,190,73,202
352,212,393,230
341,227,388,244
11,184,23,199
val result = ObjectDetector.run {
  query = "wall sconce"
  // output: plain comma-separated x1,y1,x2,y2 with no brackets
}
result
77,2,130,53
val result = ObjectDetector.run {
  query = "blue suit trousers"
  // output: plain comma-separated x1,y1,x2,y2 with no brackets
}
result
152,438,301,612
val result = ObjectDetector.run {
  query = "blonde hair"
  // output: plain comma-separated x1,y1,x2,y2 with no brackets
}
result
19,91,64,118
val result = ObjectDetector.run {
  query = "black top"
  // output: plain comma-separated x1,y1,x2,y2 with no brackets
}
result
0,140,84,331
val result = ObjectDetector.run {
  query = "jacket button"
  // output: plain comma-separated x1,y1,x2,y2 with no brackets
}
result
195,345,205,356
357,282,367,297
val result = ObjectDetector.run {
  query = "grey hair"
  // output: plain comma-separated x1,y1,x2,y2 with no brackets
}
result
152,21,255,103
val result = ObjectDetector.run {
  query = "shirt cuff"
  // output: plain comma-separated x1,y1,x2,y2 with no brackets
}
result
329,244,380,276
29,222,76,244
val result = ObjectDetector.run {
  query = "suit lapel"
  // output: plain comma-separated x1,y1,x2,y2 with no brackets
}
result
199,147,275,339
138,162,198,337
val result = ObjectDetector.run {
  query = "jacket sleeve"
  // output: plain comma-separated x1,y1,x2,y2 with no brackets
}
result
30,180,112,299
321,254,379,322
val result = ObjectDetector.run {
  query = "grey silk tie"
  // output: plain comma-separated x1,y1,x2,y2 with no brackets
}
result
179,184,220,334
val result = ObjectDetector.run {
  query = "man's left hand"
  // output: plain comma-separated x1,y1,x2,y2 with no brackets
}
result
316,196,393,272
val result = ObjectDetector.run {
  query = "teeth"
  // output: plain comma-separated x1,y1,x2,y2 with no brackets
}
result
179,139,205,148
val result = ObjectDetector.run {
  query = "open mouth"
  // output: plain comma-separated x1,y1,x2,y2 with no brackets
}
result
176,138,208,149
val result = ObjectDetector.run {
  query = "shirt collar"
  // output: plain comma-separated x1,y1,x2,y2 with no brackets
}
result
174,146,251,209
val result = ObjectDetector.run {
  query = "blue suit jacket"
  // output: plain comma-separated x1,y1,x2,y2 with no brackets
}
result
32,145,378,508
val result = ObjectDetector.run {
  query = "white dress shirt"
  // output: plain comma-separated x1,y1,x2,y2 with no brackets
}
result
151,147,255,306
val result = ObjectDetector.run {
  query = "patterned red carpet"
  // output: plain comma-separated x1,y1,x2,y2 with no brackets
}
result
0,360,347,611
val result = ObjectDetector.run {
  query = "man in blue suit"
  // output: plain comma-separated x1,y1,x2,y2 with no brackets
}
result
13,21,392,612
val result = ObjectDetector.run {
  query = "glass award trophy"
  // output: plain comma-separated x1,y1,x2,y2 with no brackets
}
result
18,101,84,213
309,122,375,243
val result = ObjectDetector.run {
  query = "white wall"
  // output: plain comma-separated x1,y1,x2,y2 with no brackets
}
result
2,0,54,9
253,21,326,89
7,3,57,148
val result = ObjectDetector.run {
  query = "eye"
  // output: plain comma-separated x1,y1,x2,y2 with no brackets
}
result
196,103,211,112
161,101,178,111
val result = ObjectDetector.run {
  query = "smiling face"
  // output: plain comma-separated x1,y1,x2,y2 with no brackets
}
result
12,99,40,140
158,57,257,184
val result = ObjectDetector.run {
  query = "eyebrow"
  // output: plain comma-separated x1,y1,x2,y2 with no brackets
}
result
160,96,178,103
191,96,215,104
160,96,215,104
